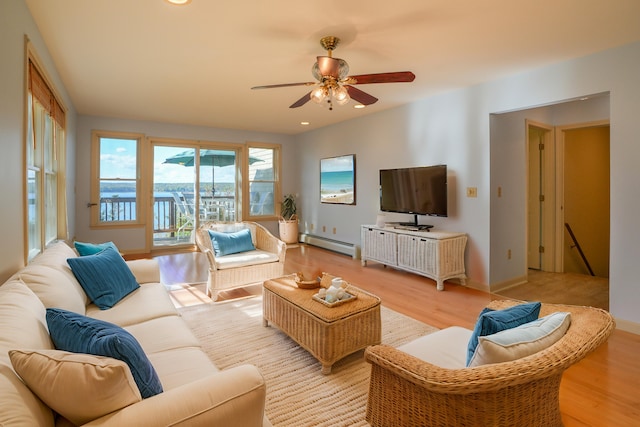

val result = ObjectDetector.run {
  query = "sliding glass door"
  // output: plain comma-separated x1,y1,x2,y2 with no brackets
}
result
151,143,238,248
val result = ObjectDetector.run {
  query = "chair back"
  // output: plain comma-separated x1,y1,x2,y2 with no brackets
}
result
172,192,193,216
195,222,257,255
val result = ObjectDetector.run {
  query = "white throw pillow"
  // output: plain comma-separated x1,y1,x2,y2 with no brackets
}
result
468,311,571,367
9,349,142,425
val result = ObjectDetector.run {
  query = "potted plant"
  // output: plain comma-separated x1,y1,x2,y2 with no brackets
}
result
279,194,298,244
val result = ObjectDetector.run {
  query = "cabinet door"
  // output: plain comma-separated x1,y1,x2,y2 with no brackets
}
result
398,235,437,273
362,227,397,265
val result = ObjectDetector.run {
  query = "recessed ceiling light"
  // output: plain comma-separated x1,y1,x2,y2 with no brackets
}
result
300,121,310,126
165,0,191,5
354,104,365,109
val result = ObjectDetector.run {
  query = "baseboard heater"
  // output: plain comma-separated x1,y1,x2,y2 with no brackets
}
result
298,233,360,259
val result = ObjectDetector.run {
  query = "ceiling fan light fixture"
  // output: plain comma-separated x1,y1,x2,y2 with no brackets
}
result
333,85,350,105
310,86,327,104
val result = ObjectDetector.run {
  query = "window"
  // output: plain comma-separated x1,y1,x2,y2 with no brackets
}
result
26,53,67,261
245,143,281,220
90,131,143,227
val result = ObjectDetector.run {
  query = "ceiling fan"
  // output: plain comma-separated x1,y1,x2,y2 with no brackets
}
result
251,36,415,110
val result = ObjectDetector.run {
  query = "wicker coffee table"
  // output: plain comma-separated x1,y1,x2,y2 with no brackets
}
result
263,275,381,374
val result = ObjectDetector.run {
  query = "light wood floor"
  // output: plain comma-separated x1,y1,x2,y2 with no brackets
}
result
496,269,609,310
154,245,640,427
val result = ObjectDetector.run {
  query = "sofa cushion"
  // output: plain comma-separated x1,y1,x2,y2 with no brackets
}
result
0,280,55,426
67,246,140,310
74,240,119,256
19,241,90,307
86,282,178,327
0,363,54,427
147,347,219,391
16,264,87,314
124,315,201,355
469,311,571,367
0,280,54,366
208,228,255,257
397,326,471,369
9,349,141,425
466,301,541,366
46,308,163,398
215,249,279,270
29,241,78,268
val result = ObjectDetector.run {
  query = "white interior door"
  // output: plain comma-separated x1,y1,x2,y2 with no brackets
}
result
527,121,555,271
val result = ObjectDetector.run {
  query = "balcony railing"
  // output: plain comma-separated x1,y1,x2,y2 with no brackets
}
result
99,195,235,244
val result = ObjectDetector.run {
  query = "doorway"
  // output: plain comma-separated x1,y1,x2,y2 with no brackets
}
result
561,125,610,277
527,121,610,277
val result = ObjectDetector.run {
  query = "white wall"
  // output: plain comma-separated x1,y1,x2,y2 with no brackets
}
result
74,115,296,250
0,0,76,282
294,41,640,327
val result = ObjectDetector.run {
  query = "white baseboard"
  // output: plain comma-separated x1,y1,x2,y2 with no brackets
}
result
490,276,529,293
298,233,360,259
614,318,640,335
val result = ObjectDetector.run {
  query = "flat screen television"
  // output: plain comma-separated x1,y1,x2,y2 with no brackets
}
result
379,165,447,228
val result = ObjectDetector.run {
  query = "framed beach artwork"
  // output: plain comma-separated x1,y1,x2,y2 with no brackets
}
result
320,154,356,205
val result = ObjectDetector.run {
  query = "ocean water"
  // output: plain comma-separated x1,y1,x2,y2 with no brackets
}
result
320,171,354,193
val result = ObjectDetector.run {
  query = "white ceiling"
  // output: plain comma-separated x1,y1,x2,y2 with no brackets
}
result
25,0,640,135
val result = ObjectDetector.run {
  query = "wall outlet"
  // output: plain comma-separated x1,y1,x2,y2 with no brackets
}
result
507,249,512,259
498,186,502,197
322,226,326,233
332,227,336,234
310,223,314,231
466,187,478,198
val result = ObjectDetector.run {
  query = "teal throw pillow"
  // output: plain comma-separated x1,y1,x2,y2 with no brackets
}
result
466,302,541,366
67,246,139,310
74,241,119,256
208,228,255,257
46,308,163,398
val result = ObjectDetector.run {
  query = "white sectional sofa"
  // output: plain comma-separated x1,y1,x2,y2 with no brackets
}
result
0,242,271,426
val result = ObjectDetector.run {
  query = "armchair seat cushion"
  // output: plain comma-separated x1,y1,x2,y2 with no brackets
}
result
215,249,280,270
397,326,471,369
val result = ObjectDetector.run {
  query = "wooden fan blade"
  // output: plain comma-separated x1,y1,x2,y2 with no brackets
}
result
349,71,415,85
290,92,312,108
345,85,378,105
251,82,315,90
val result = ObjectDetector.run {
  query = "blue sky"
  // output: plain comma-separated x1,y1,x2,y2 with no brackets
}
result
320,154,354,173
100,139,237,183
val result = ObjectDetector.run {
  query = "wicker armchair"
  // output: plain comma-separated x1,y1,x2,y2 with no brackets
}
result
195,221,286,301
365,300,615,427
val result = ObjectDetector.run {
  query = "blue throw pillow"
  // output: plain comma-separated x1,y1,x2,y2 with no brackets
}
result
67,246,139,310
74,240,119,256
466,302,541,366
46,308,163,398
208,228,255,257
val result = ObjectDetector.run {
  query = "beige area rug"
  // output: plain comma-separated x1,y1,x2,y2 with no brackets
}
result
178,296,437,427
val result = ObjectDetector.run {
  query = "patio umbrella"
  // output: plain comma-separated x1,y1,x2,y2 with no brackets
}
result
163,149,263,197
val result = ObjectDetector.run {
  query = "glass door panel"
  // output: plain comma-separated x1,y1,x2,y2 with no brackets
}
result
152,146,196,247
197,149,238,223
